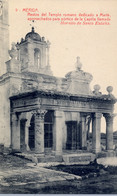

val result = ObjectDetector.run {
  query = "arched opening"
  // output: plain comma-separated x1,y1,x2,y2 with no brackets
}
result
28,114,35,151
21,48,28,70
34,48,41,69
44,111,53,149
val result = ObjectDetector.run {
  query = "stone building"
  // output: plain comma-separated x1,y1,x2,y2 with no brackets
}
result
0,0,116,159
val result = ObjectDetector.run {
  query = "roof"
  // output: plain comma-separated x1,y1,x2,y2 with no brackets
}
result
25,27,41,41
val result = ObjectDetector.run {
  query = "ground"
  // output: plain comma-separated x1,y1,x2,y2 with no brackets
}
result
0,154,117,194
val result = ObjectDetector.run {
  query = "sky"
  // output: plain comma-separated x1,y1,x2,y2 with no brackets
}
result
9,0,117,131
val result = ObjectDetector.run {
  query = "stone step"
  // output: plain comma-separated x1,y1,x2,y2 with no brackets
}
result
37,155,63,163
62,153,96,163
15,152,96,164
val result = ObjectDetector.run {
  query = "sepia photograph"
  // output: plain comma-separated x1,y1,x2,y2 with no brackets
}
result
0,0,117,194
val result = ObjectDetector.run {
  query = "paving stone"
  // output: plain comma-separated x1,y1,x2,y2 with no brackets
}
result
0,156,82,189
13,182,28,186
47,176,65,182
27,181,38,184
37,180,48,184
64,175,76,180
0,182,10,186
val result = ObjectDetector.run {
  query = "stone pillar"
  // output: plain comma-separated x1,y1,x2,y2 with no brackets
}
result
80,114,87,150
25,120,30,151
46,40,50,67
104,114,113,151
92,113,102,153
25,112,32,151
11,113,20,150
34,109,47,153
53,111,63,155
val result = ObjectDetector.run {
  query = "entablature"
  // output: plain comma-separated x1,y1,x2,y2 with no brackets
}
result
10,90,116,114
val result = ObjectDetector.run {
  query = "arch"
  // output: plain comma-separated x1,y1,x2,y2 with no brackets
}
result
20,47,28,69
44,110,54,148
28,114,35,150
34,48,41,69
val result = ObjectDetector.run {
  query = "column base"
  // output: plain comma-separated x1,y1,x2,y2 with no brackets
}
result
35,150,44,154
106,150,115,157
92,147,101,154
55,150,62,156
11,148,21,153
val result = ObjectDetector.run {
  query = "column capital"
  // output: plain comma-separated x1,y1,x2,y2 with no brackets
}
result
33,109,47,120
103,113,116,119
11,112,21,121
11,113,18,121
54,110,63,118
80,112,91,117
93,113,102,119
103,113,115,123
81,113,91,123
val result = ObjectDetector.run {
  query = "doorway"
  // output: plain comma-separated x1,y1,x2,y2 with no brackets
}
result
28,114,35,151
66,121,80,150
44,111,53,150
20,119,26,151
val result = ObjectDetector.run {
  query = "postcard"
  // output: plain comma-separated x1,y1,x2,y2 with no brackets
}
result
0,0,117,194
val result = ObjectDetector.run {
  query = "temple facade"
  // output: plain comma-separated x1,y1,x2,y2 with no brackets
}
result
0,0,116,158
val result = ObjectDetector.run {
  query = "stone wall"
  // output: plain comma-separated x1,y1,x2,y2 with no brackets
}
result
0,78,10,146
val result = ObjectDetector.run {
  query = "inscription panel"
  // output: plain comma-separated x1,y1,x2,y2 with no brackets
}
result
11,96,114,113
41,98,113,111
12,97,39,108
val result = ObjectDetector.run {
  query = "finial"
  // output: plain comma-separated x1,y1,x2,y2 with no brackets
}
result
8,42,18,59
93,84,102,96
21,38,24,43
106,86,115,99
47,40,51,48
11,42,16,50
32,27,35,33
47,40,51,45
42,37,45,41
76,56,82,70
106,86,113,94
94,84,100,91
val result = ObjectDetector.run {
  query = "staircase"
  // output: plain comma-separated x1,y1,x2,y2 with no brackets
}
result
15,151,96,164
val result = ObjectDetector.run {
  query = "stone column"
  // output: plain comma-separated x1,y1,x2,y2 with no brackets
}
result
53,111,63,155
80,114,87,150
104,113,113,151
34,109,47,153
25,112,32,151
11,113,20,150
92,113,102,153
25,120,30,151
